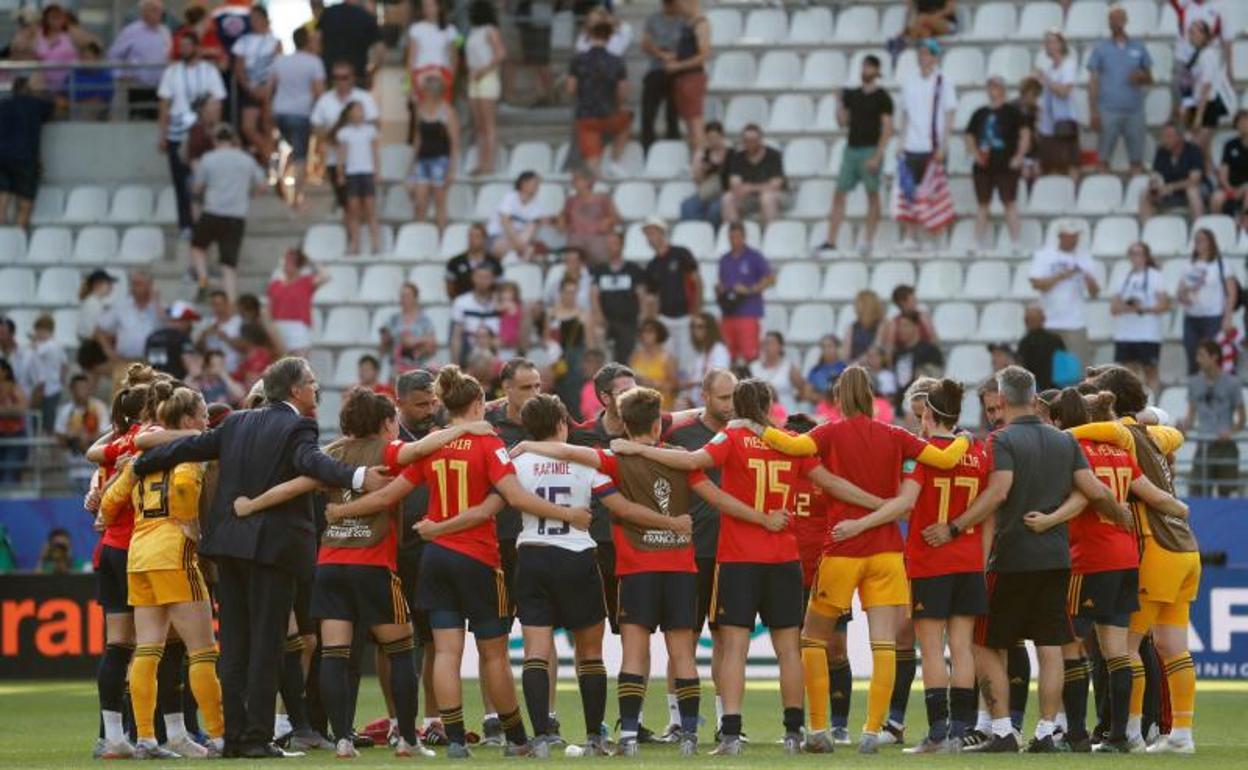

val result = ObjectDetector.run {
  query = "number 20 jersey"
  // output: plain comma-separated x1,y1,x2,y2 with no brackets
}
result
512,452,610,552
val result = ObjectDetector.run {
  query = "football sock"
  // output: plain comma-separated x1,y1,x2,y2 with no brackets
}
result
156,639,186,742
1007,643,1030,731
924,688,949,741
319,645,353,742
866,641,896,733
801,637,830,731
1142,636,1167,736
1090,647,1109,734
1128,657,1147,729
1164,653,1196,730
1106,655,1134,741
1035,718,1056,740
522,657,551,737
666,692,680,728
721,713,742,738
99,642,134,743
131,643,163,741
280,635,310,732
1062,658,1090,740
949,687,977,739
499,708,528,745
828,657,852,729
382,638,418,745
441,706,466,746
783,707,804,736
991,717,1013,738
617,672,646,739
889,647,917,726
575,659,608,739
976,709,993,734
674,677,700,735
187,647,224,739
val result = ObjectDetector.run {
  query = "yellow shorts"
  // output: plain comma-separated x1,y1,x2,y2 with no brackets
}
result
1129,540,1201,635
808,552,909,616
128,567,210,607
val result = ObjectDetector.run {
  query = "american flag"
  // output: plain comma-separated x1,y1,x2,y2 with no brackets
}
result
892,157,956,234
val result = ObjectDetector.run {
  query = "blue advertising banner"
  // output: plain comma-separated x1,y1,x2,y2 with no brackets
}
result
1189,567,1248,680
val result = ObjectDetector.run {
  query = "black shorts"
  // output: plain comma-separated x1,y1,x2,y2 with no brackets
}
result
417,542,510,638
696,556,717,631
0,158,37,200
1114,341,1161,367
911,571,988,619
514,546,606,631
310,563,409,627
972,165,1020,205
976,569,1074,649
344,173,375,199
596,541,620,634
712,561,804,630
97,545,131,614
397,546,433,643
293,577,316,635
1069,569,1139,630
190,213,245,268
617,571,698,633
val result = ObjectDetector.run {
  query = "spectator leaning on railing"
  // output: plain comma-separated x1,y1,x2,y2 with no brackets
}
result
107,0,173,120
1184,339,1245,497
0,76,53,230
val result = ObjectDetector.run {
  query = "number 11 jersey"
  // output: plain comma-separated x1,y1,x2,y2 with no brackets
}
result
513,452,610,552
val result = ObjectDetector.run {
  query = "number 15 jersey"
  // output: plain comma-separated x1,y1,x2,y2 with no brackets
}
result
513,452,610,552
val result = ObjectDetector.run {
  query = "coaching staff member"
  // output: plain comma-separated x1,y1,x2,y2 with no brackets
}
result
134,358,388,757
921,366,1128,753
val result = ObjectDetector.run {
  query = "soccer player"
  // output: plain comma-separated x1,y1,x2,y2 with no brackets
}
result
324,366,586,758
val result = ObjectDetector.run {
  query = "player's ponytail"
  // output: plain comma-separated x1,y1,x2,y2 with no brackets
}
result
924,378,963,429
121,362,157,388
1082,390,1117,423
156,387,205,430
1052,387,1089,430
732,378,774,428
110,385,147,434
833,365,875,419
435,364,484,416
143,379,176,423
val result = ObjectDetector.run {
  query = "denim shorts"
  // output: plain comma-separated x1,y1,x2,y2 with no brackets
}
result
276,114,311,161
407,156,450,185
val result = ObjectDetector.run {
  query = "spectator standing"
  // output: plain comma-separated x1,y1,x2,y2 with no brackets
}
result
669,0,711,149
0,77,53,230
143,300,199,380
311,61,380,215
638,0,683,151
542,247,592,310
407,77,460,231
95,270,163,367
196,290,244,374
965,76,1030,253
271,26,326,209
332,101,382,256
69,42,116,121
1212,110,1248,231
590,229,645,363
1171,0,1234,109
406,0,458,102
567,20,632,179
1015,77,1043,185
1028,221,1099,368
896,39,957,249
879,284,938,360
629,318,679,408
267,247,329,356
548,277,593,407
444,223,502,298
157,32,226,238
716,221,774,363
805,334,847,402
1111,242,1170,396
0,358,27,483
1087,5,1153,173
190,125,265,302
1177,227,1238,374
1185,20,1236,167
54,373,108,471
107,0,172,119
487,171,552,261
748,331,804,415
642,216,702,366
560,168,620,266
465,1,506,176
0,318,28,389
680,311,730,406
574,6,635,57
318,0,381,87
76,270,116,343
679,120,729,226
381,283,438,373
232,5,281,163
1185,339,1245,496
891,312,944,403
844,289,887,362
25,314,66,435
721,124,787,224
1140,123,1208,221
821,55,893,255
1034,30,1080,178
450,263,502,365
1017,304,1066,392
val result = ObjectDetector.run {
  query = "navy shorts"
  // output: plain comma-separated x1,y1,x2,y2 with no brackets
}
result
1114,341,1160,368
0,158,37,200
417,542,510,638
276,114,311,161
513,546,606,631
617,571,699,633
310,563,409,627
712,561,804,630
1069,568,1139,631
911,571,988,619
97,545,131,614
397,545,433,643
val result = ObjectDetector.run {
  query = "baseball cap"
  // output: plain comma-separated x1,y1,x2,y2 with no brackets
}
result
168,300,201,322
1055,218,1083,234
642,215,668,234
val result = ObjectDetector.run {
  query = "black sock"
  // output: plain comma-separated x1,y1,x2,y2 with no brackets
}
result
304,643,328,737
98,642,134,714
721,713,742,738
383,638,419,745
674,677,700,735
889,648,917,726
924,688,950,741
441,706,466,746
499,708,527,745
618,672,646,736
828,658,852,729
1139,636,1164,738
1106,655,1134,742
1062,658,1090,740
280,635,309,732
182,682,200,737
948,687,976,739
320,645,353,742
346,633,365,736
156,639,186,743
783,707,804,736
1090,645,1110,735
522,658,551,737
1007,643,1031,730
575,659,608,739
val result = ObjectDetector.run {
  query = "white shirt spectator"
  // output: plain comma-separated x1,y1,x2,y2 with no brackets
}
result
232,31,280,85
1188,44,1236,112
407,21,457,70
55,397,109,440
575,24,634,57
1182,258,1230,317
311,88,379,165
336,123,378,175
1114,266,1166,343
26,337,66,399
1172,0,1226,64
77,293,112,341
1029,246,1097,330
684,342,731,405
1038,55,1077,133
900,68,957,153
487,190,546,238
157,60,227,142
97,297,162,360
749,357,800,413
271,51,326,117
196,313,243,373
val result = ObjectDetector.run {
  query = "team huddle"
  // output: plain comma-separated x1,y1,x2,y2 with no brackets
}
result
78,353,1201,759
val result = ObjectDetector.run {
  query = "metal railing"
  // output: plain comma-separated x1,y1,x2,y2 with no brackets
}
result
0,60,216,121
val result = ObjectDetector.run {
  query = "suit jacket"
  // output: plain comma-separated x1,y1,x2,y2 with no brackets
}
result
133,403,356,580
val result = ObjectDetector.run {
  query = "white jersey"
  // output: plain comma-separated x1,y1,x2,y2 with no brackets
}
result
512,452,609,552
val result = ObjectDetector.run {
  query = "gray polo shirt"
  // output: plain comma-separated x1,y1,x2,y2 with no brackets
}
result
198,147,264,219
1086,38,1153,114
1189,371,1243,437
987,415,1088,573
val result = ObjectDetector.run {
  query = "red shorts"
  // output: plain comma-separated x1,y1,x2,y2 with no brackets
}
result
575,112,633,160
720,316,761,362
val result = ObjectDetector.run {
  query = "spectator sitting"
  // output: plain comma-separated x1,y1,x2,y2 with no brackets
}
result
589,229,645,363
965,76,1030,254
0,77,53,230
487,171,552,261
76,270,117,344
407,76,460,231
1029,219,1099,367
0,358,27,483
450,263,502,366
144,300,199,380
716,221,774,363
267,247,329,356
495,281,530,359
1211,110,1248,231
560,168,620,266
987,342,1018,373
630,318,679,408
567,19,633,179
195,290,244,375
380,282,438,373
1139,123,1207,221
844,289,886,362
233,321,276,390
638,0,683,151
107,0,173,119
1087,4,1153,174
548,277,592,409
1177,227,1237,374
896,39,957,249
26,314,67,435
891,312,944,405
879,284,938,359
544,247,592,310
357,353,395,398
95,270,163,368
749,331,805,414
1017,304,1066,392
271,26,327,209
680,311,730,406
186,349,245,406
38,528,83,574
232,5,281,163
445,223,503,299
680,120,729,227
1111,242,1169,396
54,373,108,457
864,344,899,402
1183,20,1235,168
1033,29,1080,179
721,123,787,224
69,42,115,121
804,334,847,402
465,0,506,176
887,0,959,56
1185,339,1245,497
235,293,284,357
191,124,266,302
1014,77,1043,185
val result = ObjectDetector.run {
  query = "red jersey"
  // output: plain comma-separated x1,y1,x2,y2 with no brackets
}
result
809,415,932,558
790,474,828,588
904,435,989,578
318,440,404,570
98,424,141,553
1070,440,1141,574
702,427,808,564
596,448,703,575
401,433,514,567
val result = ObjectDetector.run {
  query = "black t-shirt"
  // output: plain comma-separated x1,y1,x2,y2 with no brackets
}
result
643,246,699,318
0,94,53,163
486,402,531,541
663,416,719,559
842,87,894,148
1153,141,1204,186
318,3,379,81
569,46,627,119
966,103,1025,171
1017,329,1065,392
444,252,503,298
725,146,785,186
591,261,644,325
1222,137,1248,188
144,328,193,380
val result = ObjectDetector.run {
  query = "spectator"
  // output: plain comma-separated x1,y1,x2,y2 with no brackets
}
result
987,342,1018,373
68,42,116,121
511,0,556,106
574,5,635,57
721,124,787,224
190,124,265,301
267,247,329,356
0,358,27,483
195,290,244,374
1016,305,1066,392
186,349,245,407
1140,122,1207,221
0,318,28,389
0,77,53,230
1015,77,1043,185
311,60,379,215
231,5,280,163
107,0,172,119
174,4,225,66
630,318,679,408
380,282,438,373
879,284,938,359
669,0,711,149
1212,110,1248,231
680,120,729,226
487,171,552,261
407,76,460,231
1185,20,1236,167
76,270,116,344
1033,30,1079,179
26,314,66,435
235,293,284,358
590,229,645,362
891,312,944,403
38,528,83,574
681,311,730,405
641,216,702,365
1177,227,1237,374
749,331,804,414
445,222,502,298
23,5,95,96
821,54,893,255
844,289,886,362
896,39,957,249
578,348,607,421
1111,242,1170,395
332,100,382,256
233,321,276,390
548,276,592,407
156,31,226,238
144,300,199,380
356,354,395,397
543,247,592,310
567,20,632,179
805,334,847,402
1087,5,1153,173
560,168,619,265
1171,0,1234,110
638,0,683,150
902,0,958,42
450,263,502,365
318,0,381,87
716,221,774,363
95,270,163,366
407,0,458,103
965,76,1030,253
495,281,530,358
1028,220,1099,368
465,1,506,176
54,373,108,457
1185,339,1245,496
182,92,223,169
271,26,326,209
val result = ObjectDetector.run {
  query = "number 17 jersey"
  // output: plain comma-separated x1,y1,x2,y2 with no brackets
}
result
513,452,610,552
903,435,990,578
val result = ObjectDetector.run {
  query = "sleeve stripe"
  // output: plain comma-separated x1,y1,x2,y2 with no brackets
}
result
592,484,617,499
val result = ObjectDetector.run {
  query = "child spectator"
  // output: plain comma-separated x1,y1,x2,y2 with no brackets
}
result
27,314,67,435
332,101,381,255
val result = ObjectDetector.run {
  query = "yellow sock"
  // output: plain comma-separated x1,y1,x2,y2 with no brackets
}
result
130,643,164,741
1128,658,1146,718
188,646,225,739
1164,652,1196,729
866,641,896,734
801,637,829,731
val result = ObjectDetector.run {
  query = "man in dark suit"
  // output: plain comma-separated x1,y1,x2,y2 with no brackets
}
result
134,357,388,758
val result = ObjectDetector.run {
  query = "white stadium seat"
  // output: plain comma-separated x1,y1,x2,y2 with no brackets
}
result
878,5,908,42
304,223,347,262
107,185,154,223
1190,215,1238,253
657,181,695,220
71,226,119,263
710,52,756,91
439,223,470,260
723,95,768,134
761,220,807,261
1120,174,1151,214
834,7,879,44
801,51,847,91
966,2,1017,41
1009,266,1040,300
1091,216,1140,257
954,91,988,136
1120,0,1158,36
946,344,992,383
317,390,342,430
987,45,1033,85
1076,174,1124,215
1141,216,1188,256
153,185,178,224
793,180,835,218
381,184,412,221
504,263,543,302
62,185,108,224
707,8,742,46
424,305,451,343
506,141,553,178
118,226,163,264
358,265,406,304
642,141,690,180
1014,2,1063,41
947,219,980,255
379,144,414,183
774,262,822,301
1027,176,1076,215
943,48,986,88
407,265,448,304
788,6,834,43
764,304,788,335
52,308,78,347
473,183,510,221
869,261,916,298
623,222,650,261
0,227,27,262
36,267,80,305
0,268,35,304
787,303,836,345
815,97,841,132
306,349,335,380
963,261,1011,300
699,262,718,302
25,227,73,263
820,263,868,300
1065,1,1110,39
976,301,1024,342
332,347,375,386
916,261,964,300
612,182,656,221
783,139,827,179
756,52,801,89
315,266,360,305
1145,89,1172,126
1002,219,1044,255
767,95,814,133
1085,301,1113,341
672,221,715,260
742,8,787,43
932,302,978,341
30,187,65,224
393,223,440,261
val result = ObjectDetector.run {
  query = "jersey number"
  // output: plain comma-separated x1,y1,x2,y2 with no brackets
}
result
139,472,171,519
431,459,470,516
1094,466,1135,523
534,486,572,536
794,491,811,517
746,459,791,510
932,476,980,527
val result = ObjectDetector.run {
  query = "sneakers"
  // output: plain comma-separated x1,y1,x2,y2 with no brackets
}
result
530,737,550,759
678,733,698,756
446,743,472,759
334,737,359,759
394,738,436,758
802,729,835,754
616,738,639,757
858,732,881,755
288,728,335,751
133,740,181,760
879,721,905,746
1146,733,1194,754
422,720,448,746
162,735,209,759
982,731,1022,753
656,724,683,744
960,729,991,752
635,724,658,744
584,735,612,757
546,717,565,747
204,738,224,758
480,717,504,747
902,737,958,754
96,738,136,759
502,741,534,757
711,736,743,756
782,732,802,756
1025,735,1060,753
830,726,852,745
1092,738,1130,753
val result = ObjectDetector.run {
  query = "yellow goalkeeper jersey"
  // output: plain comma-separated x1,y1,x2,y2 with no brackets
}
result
101,461,205,573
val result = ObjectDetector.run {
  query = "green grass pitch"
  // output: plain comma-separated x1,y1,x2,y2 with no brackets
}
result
2,679,1246,767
